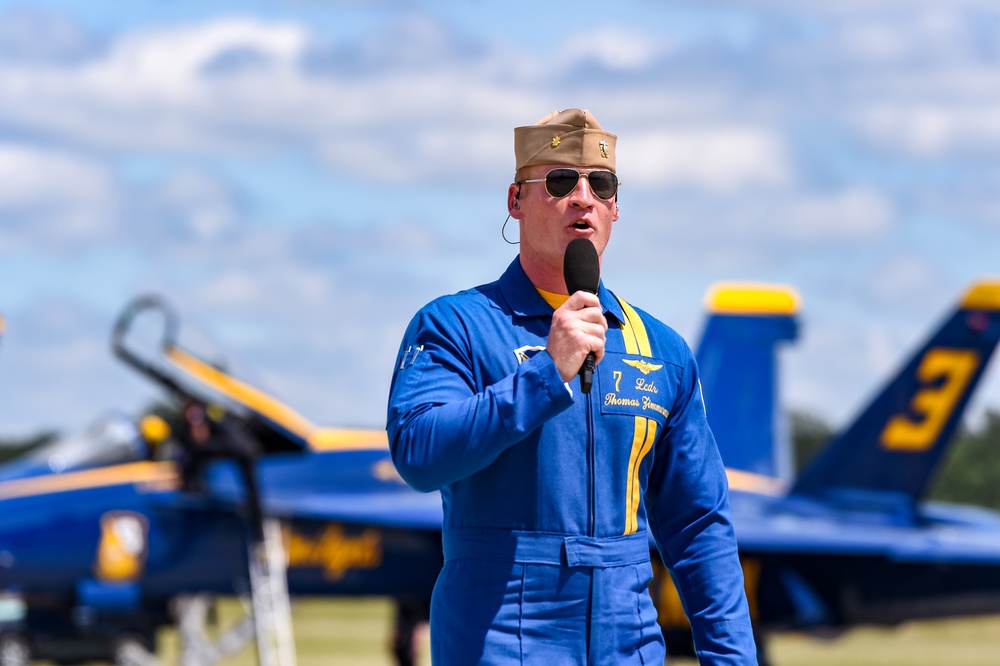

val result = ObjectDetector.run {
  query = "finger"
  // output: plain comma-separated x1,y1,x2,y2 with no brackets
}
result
564,291,601,311
584,345,606,369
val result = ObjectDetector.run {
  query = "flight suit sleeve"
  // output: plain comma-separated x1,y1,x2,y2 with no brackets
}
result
644,352,758,665
386,300,574,493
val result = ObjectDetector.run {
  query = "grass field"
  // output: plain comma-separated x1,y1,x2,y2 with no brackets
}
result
146,598,1000,666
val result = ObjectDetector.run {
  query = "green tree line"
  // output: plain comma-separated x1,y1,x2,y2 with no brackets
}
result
0,431,58,464
791,408,1000,511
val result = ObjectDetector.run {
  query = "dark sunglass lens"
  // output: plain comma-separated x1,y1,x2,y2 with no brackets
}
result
588,171,618,199
545,169,581,198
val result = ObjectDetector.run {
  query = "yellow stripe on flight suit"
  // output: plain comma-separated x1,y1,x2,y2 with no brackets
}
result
625,417,657,534
617,297,657,535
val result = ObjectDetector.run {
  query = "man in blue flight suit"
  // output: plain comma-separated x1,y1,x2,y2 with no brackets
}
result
386,108,756,664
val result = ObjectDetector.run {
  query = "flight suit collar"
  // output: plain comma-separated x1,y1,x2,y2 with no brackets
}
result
498,257,626,325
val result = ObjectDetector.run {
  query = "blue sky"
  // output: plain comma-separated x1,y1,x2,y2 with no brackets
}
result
2,0,1000,439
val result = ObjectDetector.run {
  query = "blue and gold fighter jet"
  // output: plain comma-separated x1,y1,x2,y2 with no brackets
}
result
0,296,443,666
2,281,1000,666
651,280,1000,664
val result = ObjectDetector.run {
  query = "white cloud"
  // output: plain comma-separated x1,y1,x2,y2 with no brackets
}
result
852,102,1000,157
110,17,307,84
0,145,118,245
0,144,113,208
3,2,1000,437
744,0,999,13
625,127,793,193
0,14,801,193
836,9,971,63
0,11,96,62
780,187,896,242
0,18,314,153
558,27,670,70
866,254,949,311
151,169,238,241
195,266,332,313
623,185,896,251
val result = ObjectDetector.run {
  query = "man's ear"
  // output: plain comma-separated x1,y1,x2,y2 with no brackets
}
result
507,183,524,219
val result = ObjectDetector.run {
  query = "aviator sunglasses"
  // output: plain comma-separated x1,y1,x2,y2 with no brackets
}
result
519,168,619,201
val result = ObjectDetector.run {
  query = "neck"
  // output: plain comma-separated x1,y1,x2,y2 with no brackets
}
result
518,254,567,294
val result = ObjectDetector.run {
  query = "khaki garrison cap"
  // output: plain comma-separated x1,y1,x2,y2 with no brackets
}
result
514,108,617,173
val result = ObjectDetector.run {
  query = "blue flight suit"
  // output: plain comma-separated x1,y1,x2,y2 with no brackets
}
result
387,258,756,665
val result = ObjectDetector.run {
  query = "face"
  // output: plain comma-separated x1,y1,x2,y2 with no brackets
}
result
508,164,619,287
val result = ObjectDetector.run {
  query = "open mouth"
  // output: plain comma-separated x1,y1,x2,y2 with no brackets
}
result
572,221,590,230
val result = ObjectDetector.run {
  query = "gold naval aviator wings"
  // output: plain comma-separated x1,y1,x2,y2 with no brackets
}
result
622,358,663,375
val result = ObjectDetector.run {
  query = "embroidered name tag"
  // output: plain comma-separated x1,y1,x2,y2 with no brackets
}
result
596,352,675,425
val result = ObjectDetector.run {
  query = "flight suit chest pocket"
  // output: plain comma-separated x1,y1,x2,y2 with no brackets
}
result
595,351,677,429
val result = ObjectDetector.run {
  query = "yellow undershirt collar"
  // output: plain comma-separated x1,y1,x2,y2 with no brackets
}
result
536,287,570,310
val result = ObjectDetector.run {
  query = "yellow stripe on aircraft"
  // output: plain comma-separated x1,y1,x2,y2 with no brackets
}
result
0,461,179,500
307,428,390,452
725,468,787,496
705,283,800,316
167,346,387,453
962,281,1000,311
166,346,315,439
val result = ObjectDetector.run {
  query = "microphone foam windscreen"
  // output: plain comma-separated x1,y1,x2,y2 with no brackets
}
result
563,238,600,295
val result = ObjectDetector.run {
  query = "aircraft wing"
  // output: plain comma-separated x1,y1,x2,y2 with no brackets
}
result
731,489,1000,565
263,490,443,530
193,442,445,530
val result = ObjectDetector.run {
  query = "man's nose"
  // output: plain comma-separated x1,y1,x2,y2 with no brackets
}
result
567,175,596,205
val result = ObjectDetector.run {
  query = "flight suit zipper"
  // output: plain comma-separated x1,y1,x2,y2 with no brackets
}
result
585,386,596,664
587,388,595,537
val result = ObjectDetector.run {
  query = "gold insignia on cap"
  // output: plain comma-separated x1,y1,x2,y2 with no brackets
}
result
514,108,616,172
623,359,663,375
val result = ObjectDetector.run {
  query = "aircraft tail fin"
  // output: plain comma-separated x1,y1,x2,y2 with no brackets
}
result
792,281,1000,503
696,283,800,480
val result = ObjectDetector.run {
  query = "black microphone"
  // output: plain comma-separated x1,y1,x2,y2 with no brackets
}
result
563,238,600,393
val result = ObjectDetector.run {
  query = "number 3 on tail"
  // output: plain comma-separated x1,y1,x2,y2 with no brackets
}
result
880,348,979,451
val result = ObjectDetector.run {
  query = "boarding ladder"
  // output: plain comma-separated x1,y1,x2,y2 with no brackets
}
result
247,518,296,666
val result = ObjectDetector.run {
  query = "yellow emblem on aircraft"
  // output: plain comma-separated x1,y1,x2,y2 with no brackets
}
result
623,358,662,375
94,511,148,582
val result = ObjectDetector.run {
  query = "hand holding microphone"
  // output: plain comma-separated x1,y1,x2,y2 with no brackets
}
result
549,238,605,393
